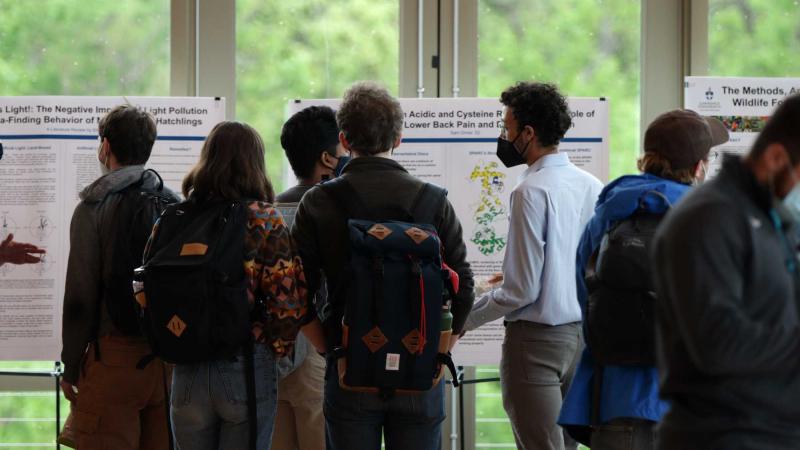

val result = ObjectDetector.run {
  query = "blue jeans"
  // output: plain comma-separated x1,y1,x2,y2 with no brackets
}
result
170,344,278,450
323,362,445,450
592,418,656,450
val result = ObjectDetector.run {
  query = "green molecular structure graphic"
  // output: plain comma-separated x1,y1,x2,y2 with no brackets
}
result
469,162,507,256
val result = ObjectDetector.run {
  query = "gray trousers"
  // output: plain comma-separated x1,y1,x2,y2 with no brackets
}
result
500,321,582,450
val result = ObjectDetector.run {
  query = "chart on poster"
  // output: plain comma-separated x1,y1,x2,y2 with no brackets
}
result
685,76,800,178
289,97,609,365
0,96,225,361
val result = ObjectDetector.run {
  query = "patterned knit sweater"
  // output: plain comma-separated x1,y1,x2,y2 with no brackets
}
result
244,201,309,357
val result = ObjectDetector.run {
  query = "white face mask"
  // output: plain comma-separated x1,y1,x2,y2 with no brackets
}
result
98,144,111,175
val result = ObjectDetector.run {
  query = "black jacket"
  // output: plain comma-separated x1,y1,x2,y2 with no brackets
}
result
291,156,475,343
61,166,179,383
652,155,800,449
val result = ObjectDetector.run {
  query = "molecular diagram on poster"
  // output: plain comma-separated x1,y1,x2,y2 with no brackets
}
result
469,161,508,256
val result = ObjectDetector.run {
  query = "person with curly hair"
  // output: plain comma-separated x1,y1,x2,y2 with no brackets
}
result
464,82,603,450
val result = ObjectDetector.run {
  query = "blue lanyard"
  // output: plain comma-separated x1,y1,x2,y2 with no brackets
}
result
769,209,797,274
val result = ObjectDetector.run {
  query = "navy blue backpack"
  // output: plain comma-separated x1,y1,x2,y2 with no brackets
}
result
322,178,459,397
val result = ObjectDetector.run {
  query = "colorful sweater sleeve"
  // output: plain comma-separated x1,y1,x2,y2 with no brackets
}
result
246,202,309,357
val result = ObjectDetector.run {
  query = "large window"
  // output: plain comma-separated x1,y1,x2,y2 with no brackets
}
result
0,0,169,96
709,0,800,76
478,0,641,180
236,0,399,191
0,1,169,445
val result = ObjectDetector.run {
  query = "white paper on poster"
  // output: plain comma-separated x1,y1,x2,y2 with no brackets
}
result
289,97,609,366
685,76,800,178
0,96,225,361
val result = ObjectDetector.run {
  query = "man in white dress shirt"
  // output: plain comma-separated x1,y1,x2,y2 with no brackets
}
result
465,82,603,450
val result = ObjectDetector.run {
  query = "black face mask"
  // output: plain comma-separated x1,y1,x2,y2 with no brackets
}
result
334,155,351,177
496,132,529,168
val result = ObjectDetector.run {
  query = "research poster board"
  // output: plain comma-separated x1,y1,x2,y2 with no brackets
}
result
289,97,609,365
0,96,225,361
685,76,800,178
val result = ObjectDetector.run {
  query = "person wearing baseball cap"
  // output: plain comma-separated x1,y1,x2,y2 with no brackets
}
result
643,109,729,182
558,109,728,450
651,96,800,449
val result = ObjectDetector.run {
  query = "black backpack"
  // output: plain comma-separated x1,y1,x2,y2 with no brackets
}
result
135,199,252,363
99,169,178,336
322,178,459,397
136,198,261,450
586,191,670,366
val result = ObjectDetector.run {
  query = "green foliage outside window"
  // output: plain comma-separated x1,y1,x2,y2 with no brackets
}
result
0,0,168,96
236,0,399,190
478,0,641,181
709,0,800,77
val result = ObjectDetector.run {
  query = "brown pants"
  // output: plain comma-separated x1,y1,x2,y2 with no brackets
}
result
72,336,170,450
271,351,325,450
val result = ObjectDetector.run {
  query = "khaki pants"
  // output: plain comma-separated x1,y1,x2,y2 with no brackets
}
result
72,336,170,450
271,351,325,450
500,321,582,450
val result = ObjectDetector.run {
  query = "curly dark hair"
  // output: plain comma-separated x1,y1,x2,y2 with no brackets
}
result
280,105,339,179
499,82,571,148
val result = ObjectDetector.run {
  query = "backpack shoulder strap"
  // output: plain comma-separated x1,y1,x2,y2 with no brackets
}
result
319,177,369,220
105,168,165,200
410,183,447,226
140,168,165,192
638,189,672,212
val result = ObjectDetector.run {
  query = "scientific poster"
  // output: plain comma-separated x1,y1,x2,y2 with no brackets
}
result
0,96,225,361
685,76,800,177
289,97,609,365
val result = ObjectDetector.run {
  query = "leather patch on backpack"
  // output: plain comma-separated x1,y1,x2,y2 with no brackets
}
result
402,329,423,354
180,243,208,256
167,315,187,337
134,291,147,308
405,227,430,244
367,224,392,240
362,326,388,352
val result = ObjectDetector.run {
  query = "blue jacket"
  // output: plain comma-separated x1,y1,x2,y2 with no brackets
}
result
559,174,690,434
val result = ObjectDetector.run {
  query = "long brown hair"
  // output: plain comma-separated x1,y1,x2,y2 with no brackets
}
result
182,121,275,202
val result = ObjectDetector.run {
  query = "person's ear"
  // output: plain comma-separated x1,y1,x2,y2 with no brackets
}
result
694,160,704,179
764,143,790,173
98,138,107,159
392,134,402,150
523,125,537,146
320,151,336,171
339,132,352,152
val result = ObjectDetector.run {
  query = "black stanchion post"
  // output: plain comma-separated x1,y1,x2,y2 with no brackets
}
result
458,366,465,450
55,361,61,450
